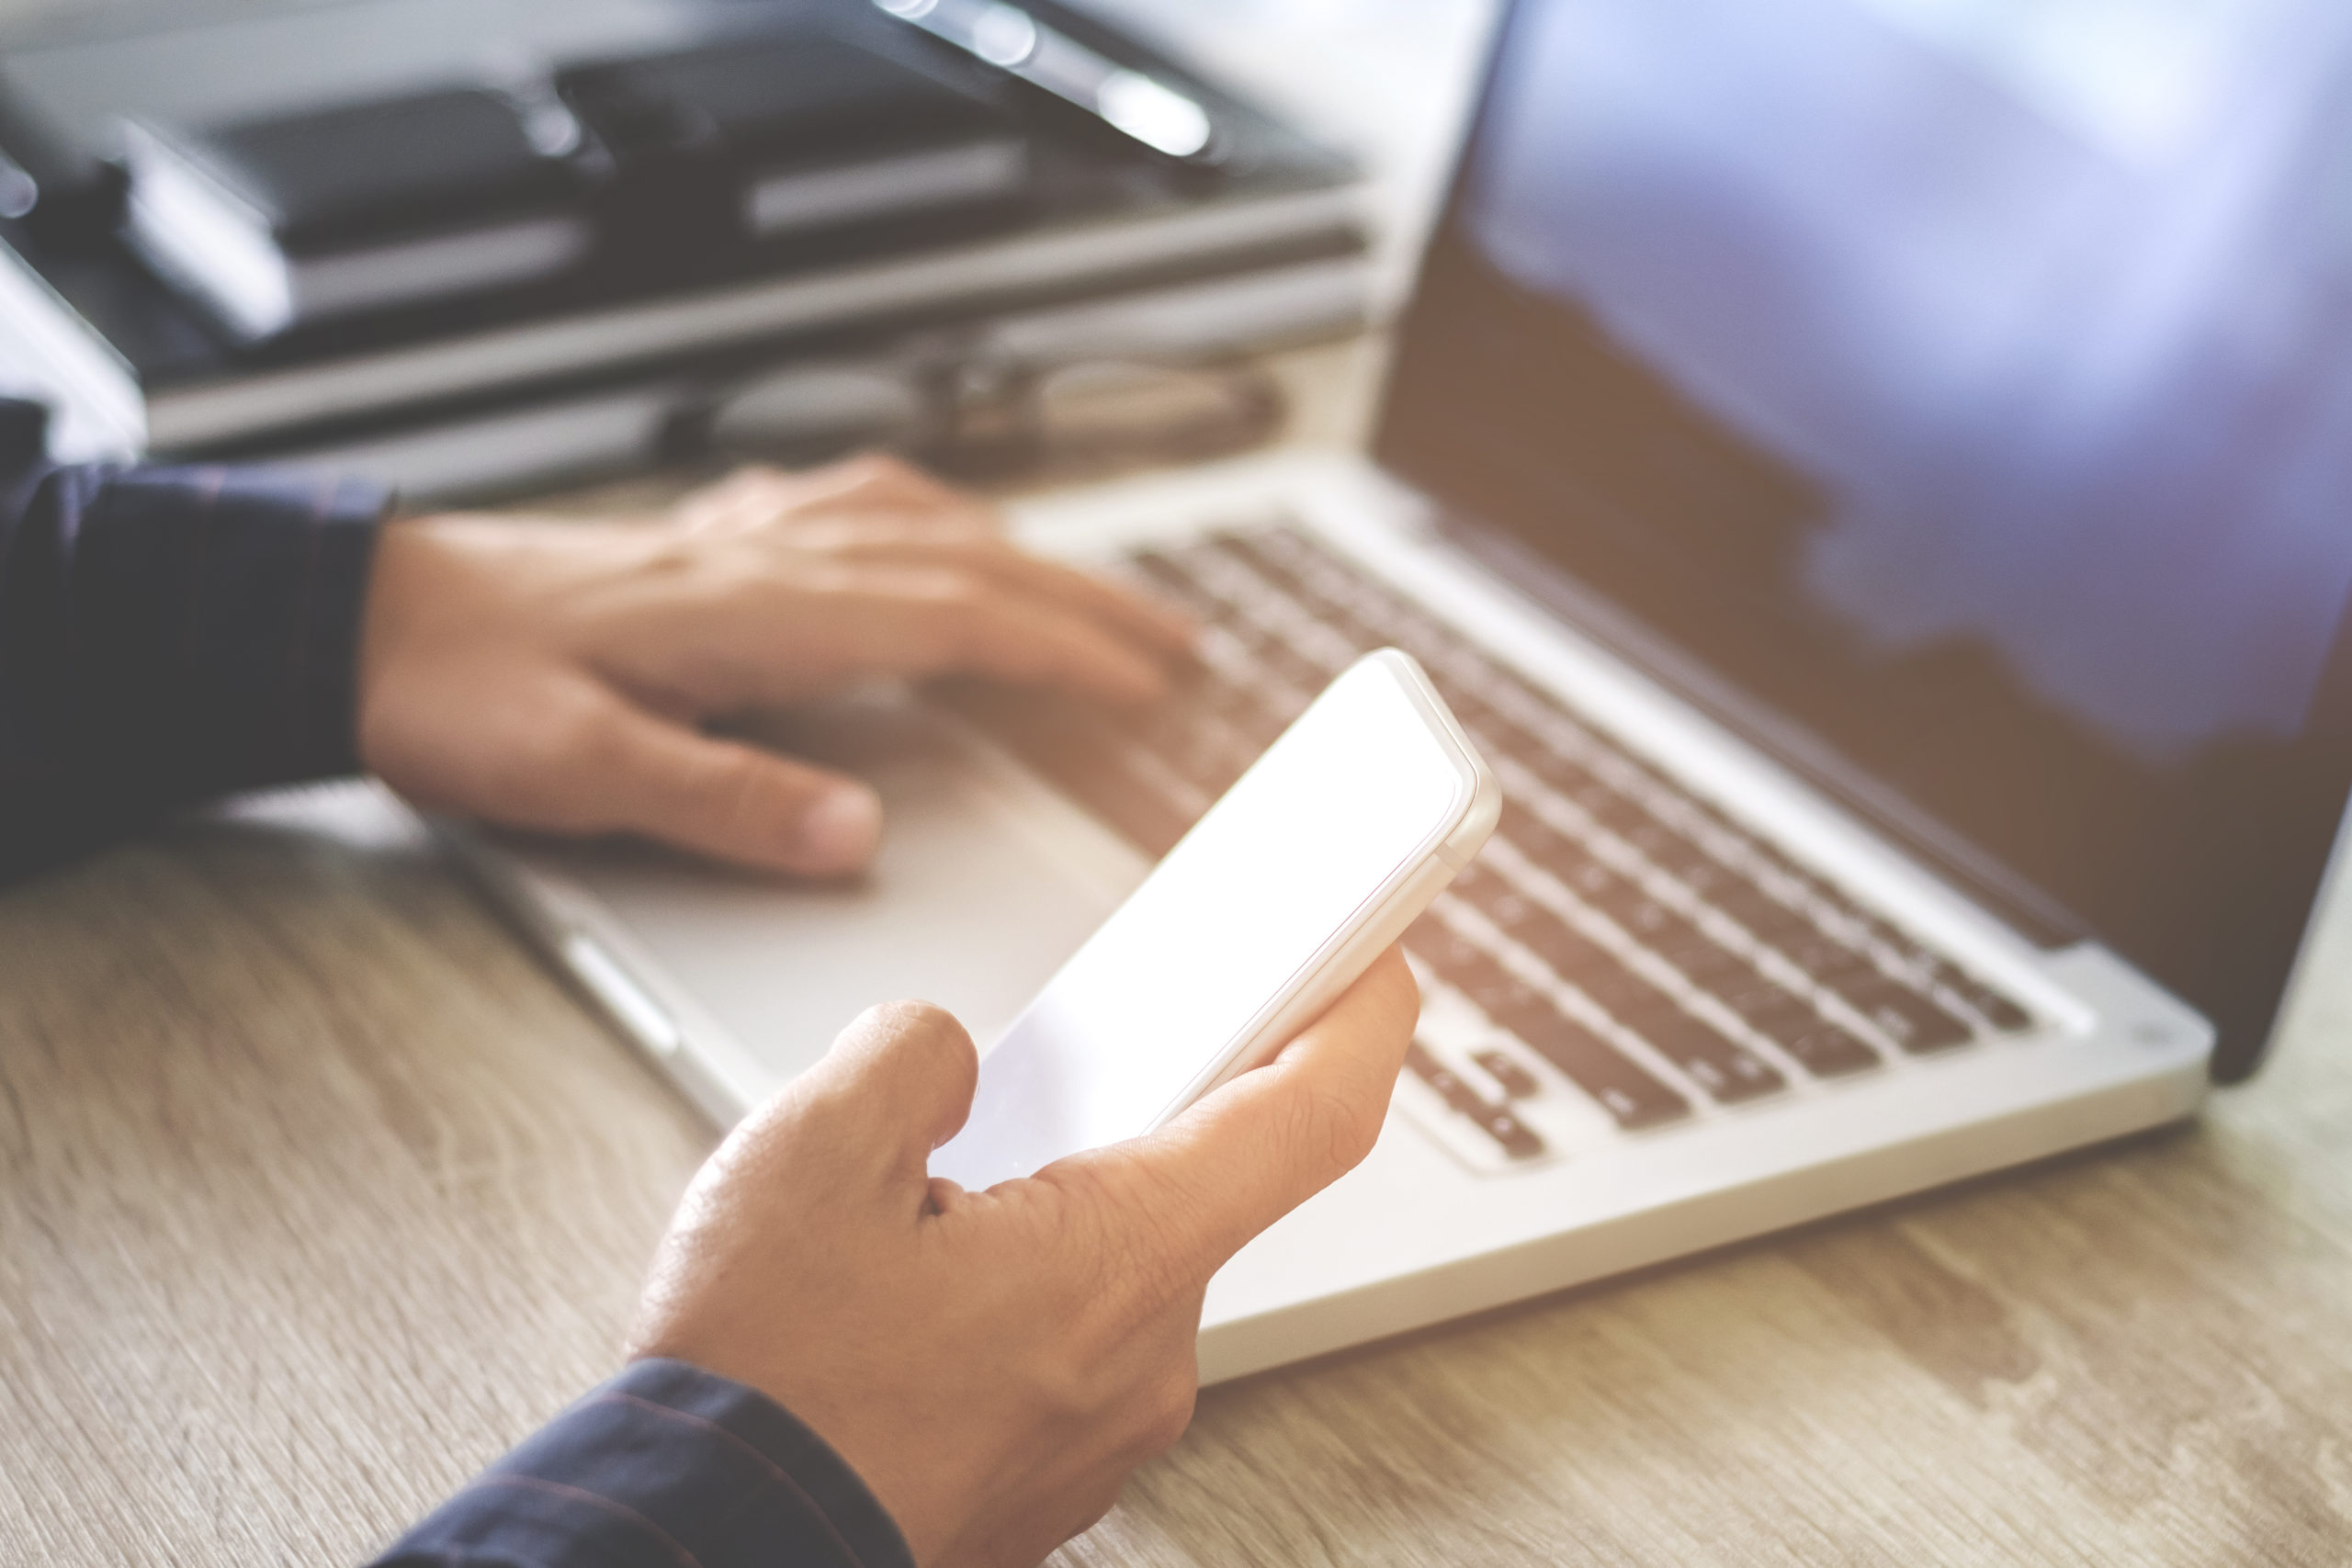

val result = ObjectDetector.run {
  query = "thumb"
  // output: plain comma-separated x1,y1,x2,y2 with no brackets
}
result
799,999,982,1193
560,682,884,875
1072,945,1421,1280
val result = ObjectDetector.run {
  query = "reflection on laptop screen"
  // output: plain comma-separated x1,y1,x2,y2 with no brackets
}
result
1377,0,2352,1074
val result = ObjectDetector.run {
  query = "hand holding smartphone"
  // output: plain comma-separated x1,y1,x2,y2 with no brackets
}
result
931,649,1499,1190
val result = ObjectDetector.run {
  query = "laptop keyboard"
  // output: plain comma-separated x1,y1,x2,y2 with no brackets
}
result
933,522,2037,1171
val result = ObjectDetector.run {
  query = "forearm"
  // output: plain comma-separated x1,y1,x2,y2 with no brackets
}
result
0,410,388,881
368,1359,916,1568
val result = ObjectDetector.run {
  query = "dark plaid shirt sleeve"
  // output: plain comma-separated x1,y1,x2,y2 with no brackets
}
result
0,398,388,881
369,1359,918,1568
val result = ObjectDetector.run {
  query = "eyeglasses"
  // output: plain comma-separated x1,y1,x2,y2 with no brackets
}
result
689,335,1287,484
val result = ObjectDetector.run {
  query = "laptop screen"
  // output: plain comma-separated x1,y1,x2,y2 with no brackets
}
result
1375,0,2352,1079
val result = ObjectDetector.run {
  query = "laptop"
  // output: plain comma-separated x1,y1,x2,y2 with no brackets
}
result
447,0,2352,1382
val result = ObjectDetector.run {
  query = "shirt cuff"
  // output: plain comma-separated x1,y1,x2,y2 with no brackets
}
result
369,1359,917,1568
72,462,391,791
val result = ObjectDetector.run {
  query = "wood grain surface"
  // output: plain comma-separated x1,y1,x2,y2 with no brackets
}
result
5,349,2349,1564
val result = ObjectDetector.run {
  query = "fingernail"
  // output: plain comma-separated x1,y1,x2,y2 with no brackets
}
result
794,784,883,872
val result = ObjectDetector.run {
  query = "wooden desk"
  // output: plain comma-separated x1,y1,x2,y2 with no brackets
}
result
5,347,2350,1563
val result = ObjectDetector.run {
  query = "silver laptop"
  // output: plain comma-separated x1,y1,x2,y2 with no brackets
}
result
448,0,2352,1382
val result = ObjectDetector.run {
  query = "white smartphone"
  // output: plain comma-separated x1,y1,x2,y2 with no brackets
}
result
931,649,1500,1190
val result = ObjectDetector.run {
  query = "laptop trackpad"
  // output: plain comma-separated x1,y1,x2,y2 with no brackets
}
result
534,691,1151,1084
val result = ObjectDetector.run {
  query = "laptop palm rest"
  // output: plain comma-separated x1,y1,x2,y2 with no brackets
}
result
508,690,1149,1086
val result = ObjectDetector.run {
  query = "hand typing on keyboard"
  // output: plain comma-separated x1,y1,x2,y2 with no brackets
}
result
357,454,1196,878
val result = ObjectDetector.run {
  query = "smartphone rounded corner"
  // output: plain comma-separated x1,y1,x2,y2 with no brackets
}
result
1361,643,1501,866
1444,759,1504,867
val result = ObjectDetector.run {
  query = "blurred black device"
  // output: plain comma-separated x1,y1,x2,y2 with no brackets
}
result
121,87,597,340
120,30,1036,340
0,0,1366,475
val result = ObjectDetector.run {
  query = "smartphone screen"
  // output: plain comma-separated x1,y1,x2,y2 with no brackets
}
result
933,651,1492,1190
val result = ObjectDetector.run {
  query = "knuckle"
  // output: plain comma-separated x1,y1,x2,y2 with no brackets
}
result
1019,1348,1105,1427
912,573,999,655
939,498,1007,536
1138,1370,1198,1454
839,451,917,490
895,564,981,614
929,568,989,609
711,463,783,500
1293,1077,1385,1181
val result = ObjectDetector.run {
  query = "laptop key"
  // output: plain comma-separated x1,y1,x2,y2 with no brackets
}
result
1530,750,1601,796
1257,639,1330,694
1684,968,1767,1013
1404,917,1495,987
1507,912,1608,979
1819,962,1903,1006
1482,716,1552,767
1575,963,1682,1024
1713,883,1798,934
1470,1047,1542,1100
1923,959,2034,1031
1407,1043,1547,1159
1447,691,1504,736
1742,998,1837,1049
1556,856,1632,908
1407,1040,1487,1115
1580,791,1653,837
1728,892,1819,942
1844,980,1975,1053
1675,857,1740,900
1651,928,1746,984
1633,1009,1787,1103
1494,1003,1690,1130
1779,932,1878,983
1608,894,1683,943
1618,818,1702,871
1479,887,1555,946
1214,532,1325,607
1125,549,1206,601
1446,859,1517,914
1475,1103,1548,1158
1957,981,2033,1032
1411,919,1542,1018
1512,815,1596,881
1466,968,1552,1023
1716,987,1883,1074
1771,1019,1883,1077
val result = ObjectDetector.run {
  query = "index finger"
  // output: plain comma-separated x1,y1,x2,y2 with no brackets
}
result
1082,945,1420,1278
806,524,1200,657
